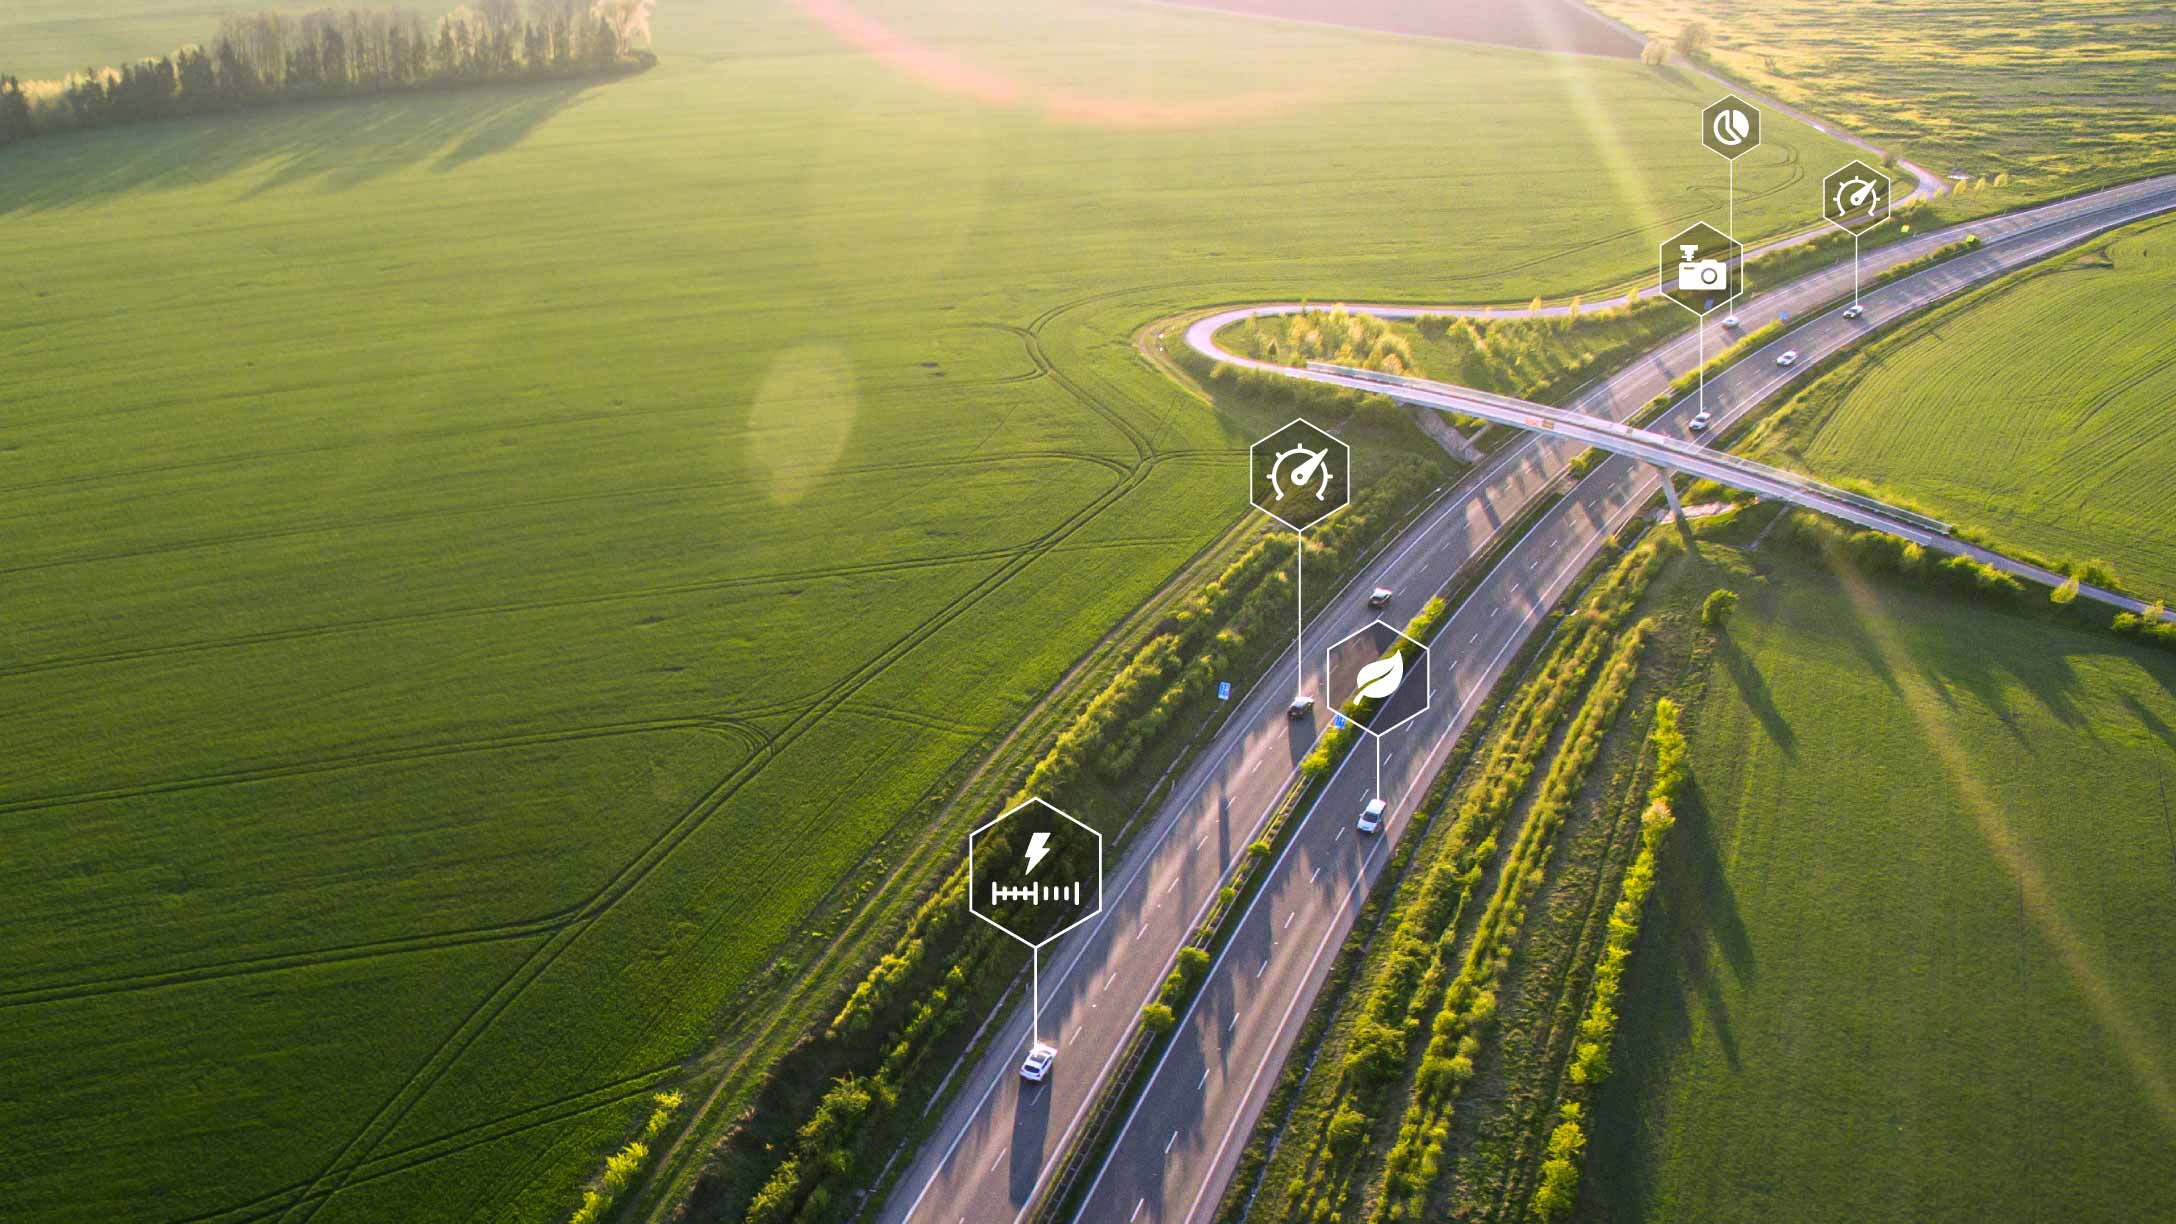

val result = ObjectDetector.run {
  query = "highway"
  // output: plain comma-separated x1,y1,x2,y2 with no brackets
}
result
881,173,2176,1224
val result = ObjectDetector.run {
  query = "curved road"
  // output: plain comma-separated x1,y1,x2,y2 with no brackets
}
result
882,173,2176,1224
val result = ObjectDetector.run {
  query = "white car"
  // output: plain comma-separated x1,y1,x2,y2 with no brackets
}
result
1021,1042,1056,1082
1688,411,1713,433
1843,303,1864,319
1357,797,1386,834
1776,350,1799,367
1287,694,1316,720
1721,314,1740,329
1368,587,1394,608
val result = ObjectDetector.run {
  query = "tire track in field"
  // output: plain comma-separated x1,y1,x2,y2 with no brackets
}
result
0,546,1023,680
0,449,1129,575
0,716,764,819
250,444,1158,1224
177,1066,682,1224
0,716,771,1010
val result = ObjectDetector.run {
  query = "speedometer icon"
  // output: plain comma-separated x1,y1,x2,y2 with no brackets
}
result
1270,444,1332,501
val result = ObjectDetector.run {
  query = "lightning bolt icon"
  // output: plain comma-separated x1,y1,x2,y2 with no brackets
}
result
1023,831,1051,876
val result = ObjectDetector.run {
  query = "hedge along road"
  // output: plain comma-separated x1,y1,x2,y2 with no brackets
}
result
883,173,2176,1224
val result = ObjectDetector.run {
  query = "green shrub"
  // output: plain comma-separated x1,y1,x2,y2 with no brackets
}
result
1142,1003,1177,1035
1700,588,1739,629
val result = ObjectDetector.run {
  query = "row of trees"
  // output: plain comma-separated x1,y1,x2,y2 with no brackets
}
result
0,2,655,148
1533,699,1687,1220
1264,534,1674,1224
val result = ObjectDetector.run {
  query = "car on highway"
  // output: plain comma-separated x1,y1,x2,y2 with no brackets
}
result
1776,349,1800,367
1020,1043,1056,1082
1689,410,1713,433
1368,587,1394,608
1844,303,1864,319
1287,694,1315,720
1357,797,1386,834
1721,314,1740,329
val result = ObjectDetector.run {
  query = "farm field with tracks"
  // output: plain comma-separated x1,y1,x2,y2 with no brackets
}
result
1746,215,2176,601
0,1,1866,1219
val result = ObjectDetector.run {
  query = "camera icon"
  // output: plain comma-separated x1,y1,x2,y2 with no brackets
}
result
1676,246,1728,291
1660,223,1740,316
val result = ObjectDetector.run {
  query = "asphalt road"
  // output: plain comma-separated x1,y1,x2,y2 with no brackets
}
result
882,173,2176,1224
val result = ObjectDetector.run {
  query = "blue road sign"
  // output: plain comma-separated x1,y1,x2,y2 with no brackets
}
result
1217,682,1232,701
1333,713,1348,730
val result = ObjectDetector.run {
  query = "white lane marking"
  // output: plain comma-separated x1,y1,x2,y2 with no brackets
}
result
1195,832,1208,851
1198,1067,1210,1090
989,1149,1006,1173
918,191,2138,1224
1283,911,1294,930
1334,826,1345,841
1311,866,1323,882
1165,1130,1178,1155
1136,922,1149,940
1132,1200,1144,1222
1256,958,1269,979
1105,972,1117,993
1165,875,1180,895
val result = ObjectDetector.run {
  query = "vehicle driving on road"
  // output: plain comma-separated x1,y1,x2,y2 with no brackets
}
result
1777,349,1800,366
1356,798,1386,834
1689,411,1714,433
1368,587,1395,608
1020,1043,1056,1083
1287,695,1316,719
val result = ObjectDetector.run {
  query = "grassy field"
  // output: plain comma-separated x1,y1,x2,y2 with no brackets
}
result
1585,536,2176,1222
1588,0,2176,190
0,1,1870,1219
1743,215,2176,600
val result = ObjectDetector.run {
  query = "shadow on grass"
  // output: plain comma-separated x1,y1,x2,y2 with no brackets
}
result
1714,631,1794,756
0,79,596,215
1577,773,1753,1222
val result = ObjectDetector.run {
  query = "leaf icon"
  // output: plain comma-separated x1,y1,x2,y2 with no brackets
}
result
1354,652,1404,702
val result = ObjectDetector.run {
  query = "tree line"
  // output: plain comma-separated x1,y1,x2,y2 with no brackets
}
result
0,2,656,148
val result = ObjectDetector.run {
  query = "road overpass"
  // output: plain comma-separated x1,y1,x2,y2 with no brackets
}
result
885,173,2176,1224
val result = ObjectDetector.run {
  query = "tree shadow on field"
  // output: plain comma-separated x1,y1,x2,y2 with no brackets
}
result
1714,630,1795,756
1575,773,1754,1221
0,78,594,215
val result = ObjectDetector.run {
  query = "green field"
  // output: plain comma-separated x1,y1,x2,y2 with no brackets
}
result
1746,215,2176,600
1588,0,2176,190
1586,542,2176,1221
0,1,1874,1219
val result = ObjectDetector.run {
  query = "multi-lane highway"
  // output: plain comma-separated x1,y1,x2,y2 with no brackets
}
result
883,173,2176,1224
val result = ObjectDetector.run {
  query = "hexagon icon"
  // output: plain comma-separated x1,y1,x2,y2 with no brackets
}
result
1701,95,1761,160
969,797,1103,950
1324,619,1431,738
1251,418,1350,533
1823,160,1892,234
1660,222,1743,316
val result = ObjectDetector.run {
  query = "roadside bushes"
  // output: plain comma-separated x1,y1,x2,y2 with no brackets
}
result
1773,514,2028,603
567,1091,685,1224
1276,539,1671,1224
1528,700,1684,1222
2114,603,2176,651
698,460,1447,1223
1372,616,1652,1221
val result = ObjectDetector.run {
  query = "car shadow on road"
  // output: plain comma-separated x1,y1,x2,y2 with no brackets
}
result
1009,1075,1052,1203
